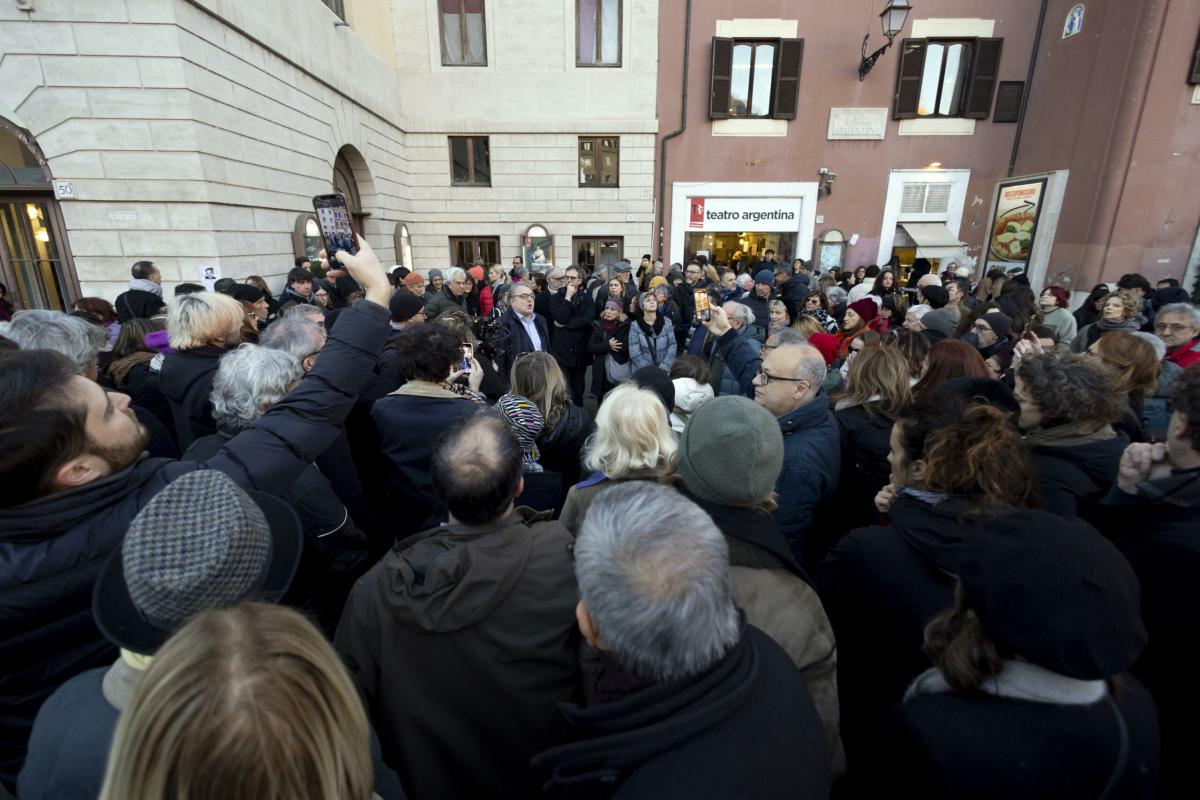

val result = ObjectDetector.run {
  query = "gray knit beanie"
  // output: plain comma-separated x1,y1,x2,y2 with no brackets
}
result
920,308,958,337
677,396,784,508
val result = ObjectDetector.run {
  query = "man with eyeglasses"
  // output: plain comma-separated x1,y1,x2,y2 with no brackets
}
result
701,305,840,562
549,266,596,405
497,283,550,379
1155,303,1200,370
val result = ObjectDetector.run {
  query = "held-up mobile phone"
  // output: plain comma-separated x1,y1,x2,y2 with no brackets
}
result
459,343,473,375
312,193,358,266
694,290,711,322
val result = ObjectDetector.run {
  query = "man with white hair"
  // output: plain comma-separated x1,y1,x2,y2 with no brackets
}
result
702,305,840,562
424,266,469,320
534,482,831,797
183,344,367,632
260,316,326,374
4,310,106,379
279,302,326,330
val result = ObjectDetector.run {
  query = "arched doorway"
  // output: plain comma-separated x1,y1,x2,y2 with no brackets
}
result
332,146,375,243
0,119,78,311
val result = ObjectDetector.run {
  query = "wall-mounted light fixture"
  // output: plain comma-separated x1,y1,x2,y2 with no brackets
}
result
818,168,838,199
858,0,913,81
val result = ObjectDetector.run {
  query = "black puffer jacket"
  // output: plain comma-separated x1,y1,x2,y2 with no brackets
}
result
539,402,594,489
1028,432,1128,518
814,496,1020,766
158,345,226,450
0,302,390,789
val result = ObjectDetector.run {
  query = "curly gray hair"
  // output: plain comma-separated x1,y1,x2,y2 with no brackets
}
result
1015,351,1125,425
210,344,302,435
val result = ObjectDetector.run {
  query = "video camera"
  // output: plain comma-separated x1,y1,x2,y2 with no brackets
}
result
470,311,511,362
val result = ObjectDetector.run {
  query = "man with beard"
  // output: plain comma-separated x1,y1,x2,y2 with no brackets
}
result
0,238,394,792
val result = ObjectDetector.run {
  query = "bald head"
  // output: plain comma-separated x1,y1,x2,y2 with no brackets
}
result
753,343,826,417
430,415,523,525
917,273,942,289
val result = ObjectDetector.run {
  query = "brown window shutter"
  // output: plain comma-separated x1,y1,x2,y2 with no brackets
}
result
771,39,805,120
893,39,926,120
964,38,1004,119
992,80,1024,122
709,37,734,119
1190,27,1200,85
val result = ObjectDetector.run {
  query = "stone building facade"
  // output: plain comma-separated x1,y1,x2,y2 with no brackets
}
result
0,0,658,305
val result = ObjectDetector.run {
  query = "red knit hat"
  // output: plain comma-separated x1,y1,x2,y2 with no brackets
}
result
403,272,425,288
848,298,879,324
807,333,840,366
468,266,485,282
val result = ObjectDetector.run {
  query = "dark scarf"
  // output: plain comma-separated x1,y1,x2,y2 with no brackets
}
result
637,315,664,337
601,316,620,336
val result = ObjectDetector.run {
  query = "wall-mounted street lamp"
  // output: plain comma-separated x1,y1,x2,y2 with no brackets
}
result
858,0,913,81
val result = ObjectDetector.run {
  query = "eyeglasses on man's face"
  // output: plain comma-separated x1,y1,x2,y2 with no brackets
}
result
756,368,808,386
1155,322,1192,333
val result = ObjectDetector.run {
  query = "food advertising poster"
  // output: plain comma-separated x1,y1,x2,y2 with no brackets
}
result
987,178,1047,267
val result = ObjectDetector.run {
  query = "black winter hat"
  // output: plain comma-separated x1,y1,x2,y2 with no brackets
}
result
633,366,675,416
934,377,1020,423
1153,287,1191,308
957,513,1147,680
389,290,426,323
228,284,265,304
920,285,949,309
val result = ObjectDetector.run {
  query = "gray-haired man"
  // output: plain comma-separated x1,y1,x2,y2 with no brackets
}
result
534,482,831,797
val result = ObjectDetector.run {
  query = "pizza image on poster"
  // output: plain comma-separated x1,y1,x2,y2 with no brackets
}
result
988,179,1046,264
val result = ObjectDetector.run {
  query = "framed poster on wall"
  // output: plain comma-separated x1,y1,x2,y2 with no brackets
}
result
986,178,1048,271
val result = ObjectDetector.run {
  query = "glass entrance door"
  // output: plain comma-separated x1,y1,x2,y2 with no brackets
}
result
0,197,71,310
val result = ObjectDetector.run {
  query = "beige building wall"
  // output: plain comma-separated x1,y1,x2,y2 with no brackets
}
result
1,0,658,300
0,0,412,299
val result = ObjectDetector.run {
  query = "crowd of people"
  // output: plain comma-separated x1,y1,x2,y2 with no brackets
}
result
0,240,1198,799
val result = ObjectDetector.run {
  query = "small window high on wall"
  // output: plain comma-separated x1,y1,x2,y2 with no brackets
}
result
440,0,487,66
578,0,621,66
894,38,1003,120
708,37,804,120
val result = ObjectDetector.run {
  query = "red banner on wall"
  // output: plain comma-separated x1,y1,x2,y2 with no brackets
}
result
689,197,705,229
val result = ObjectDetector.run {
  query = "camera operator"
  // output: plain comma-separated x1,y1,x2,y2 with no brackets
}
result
495,283,550,381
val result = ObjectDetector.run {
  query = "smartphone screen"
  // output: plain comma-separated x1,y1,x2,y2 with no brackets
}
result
312,193,358,264
459,344,473,374
694,290,711,322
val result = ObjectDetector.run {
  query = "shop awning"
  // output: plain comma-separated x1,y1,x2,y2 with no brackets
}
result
898,222,965,259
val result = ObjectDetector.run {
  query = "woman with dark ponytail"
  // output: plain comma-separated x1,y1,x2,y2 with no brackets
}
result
814,383,1048,770
864,515,1159,798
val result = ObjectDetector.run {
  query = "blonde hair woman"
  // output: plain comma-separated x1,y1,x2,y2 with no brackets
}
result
558,383,678,533
99,603,390,800
160,291,247,448
510,350,593,486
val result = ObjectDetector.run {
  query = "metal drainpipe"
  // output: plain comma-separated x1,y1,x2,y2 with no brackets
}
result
1008,0,1049,177
657,0,692,260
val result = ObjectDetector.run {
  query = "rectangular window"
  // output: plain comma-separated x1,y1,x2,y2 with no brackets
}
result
709,38,803,120
321,0,346,21
450,236,500,266
440,0,487,66
449,136,490,186
578,0,621,66
916,40,971,117
894,38,1004,120
573,237,624,271
578,137,620,187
